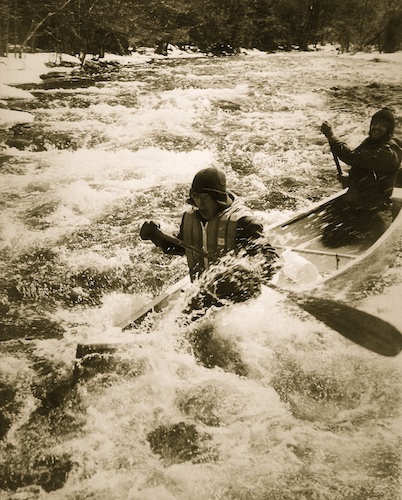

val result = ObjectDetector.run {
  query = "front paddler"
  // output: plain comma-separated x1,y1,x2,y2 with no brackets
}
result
140,167,278,309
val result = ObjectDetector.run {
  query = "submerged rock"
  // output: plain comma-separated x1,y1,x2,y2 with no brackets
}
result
187,321,248,377
4,137,32,150
41,76,96,90
147,422,216,465
0,314,65,341
0,453,73,492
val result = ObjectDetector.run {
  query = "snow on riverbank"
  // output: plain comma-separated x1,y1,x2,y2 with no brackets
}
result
0,53,78,129
0,81,35,128
1,47,402,130
0,51,157,128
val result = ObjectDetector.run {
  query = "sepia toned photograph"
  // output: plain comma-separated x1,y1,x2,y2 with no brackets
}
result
1,1,402,498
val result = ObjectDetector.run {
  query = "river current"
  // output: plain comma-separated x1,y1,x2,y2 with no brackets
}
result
1,50,402,499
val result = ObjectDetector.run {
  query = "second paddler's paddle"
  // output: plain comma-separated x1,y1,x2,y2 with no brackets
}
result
329,142,342,176
141,227,402,357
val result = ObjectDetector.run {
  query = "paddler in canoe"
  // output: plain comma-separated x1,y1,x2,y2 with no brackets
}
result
321,107,402,248
140,166,279,314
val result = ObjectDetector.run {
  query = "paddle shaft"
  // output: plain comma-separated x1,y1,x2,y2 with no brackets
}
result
152,229,402,356
329,142,343,176
155,228,212,259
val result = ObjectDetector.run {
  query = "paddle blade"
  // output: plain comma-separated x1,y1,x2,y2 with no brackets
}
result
298,296,402,357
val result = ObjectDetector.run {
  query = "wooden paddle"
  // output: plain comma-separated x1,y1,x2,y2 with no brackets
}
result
142,228,402,357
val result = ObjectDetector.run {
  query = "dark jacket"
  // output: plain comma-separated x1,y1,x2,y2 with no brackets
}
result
327,133,402,210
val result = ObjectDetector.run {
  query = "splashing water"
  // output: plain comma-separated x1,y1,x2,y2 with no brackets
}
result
1,50,402,499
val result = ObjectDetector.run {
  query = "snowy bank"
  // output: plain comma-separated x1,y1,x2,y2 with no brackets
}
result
0,44,215,94
0,109,34,129
0,51,153,129
0,81,35,128
0,52,80,86
0,53,80,129
1,48,401,130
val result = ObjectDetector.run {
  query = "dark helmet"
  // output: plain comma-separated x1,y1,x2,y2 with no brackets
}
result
189,167,230,206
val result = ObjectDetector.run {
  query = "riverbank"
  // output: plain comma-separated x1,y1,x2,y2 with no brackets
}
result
0,51,157,129
1,47,401,130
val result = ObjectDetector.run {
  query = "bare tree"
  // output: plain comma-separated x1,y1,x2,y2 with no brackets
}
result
19,0,74,55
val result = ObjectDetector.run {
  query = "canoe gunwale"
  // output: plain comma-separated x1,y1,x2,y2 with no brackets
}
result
122,274,190,330
272,189,348,229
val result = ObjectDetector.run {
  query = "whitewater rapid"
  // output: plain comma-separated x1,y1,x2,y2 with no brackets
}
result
0,49,401,499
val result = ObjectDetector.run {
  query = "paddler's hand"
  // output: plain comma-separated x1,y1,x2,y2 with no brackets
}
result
320,121,333,138
140,221,162,243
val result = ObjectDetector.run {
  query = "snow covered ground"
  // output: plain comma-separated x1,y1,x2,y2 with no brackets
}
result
1,46,402,129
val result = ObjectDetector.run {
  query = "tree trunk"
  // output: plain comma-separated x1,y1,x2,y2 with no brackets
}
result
382,12,402,53
0,0,9,56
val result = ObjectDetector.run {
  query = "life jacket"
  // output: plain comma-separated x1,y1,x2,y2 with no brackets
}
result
182,195,254,280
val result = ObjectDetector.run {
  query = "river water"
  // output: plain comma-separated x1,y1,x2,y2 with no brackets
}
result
1,50,402,499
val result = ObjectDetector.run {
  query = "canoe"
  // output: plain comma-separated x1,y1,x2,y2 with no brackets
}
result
267,185,402,297
118,183,402,325
75,185,402,359
126,184,402,321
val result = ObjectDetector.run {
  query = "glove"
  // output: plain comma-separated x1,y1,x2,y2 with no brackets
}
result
140,221,161,241
320,121,333,138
